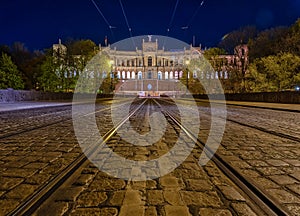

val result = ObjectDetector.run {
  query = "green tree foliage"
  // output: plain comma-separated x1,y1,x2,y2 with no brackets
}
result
38,54,60,92
38,39,99,92
0,53,24,89
284,18,300,56
246,53,300,92
248,26,289,62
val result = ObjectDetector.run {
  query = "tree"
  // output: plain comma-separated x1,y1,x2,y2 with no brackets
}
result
218,26,258,54
38,54,61,92
248,26,289,61
0,53,24,89
10,42,34,89
246,53,300,92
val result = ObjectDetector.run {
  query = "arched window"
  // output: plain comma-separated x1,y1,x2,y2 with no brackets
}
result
175,71,178,79
158,71,162,80
138,71,142,80
170,71,173,79
165,71,169,80
117,71,121,79
148,56,152,66
122,71,126,79
224,71,228,79
132,71,135,79
179,71,183,78
215,71,219,79
127,71,131,79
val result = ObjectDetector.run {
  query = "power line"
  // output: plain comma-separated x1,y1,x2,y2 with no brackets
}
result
90,0,116,44
119,0,136,47
167,0,180,34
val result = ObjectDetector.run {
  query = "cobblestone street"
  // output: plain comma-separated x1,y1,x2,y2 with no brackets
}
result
0,99,299,215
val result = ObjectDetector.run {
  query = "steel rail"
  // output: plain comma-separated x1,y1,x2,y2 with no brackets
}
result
8,98,148,216
153,98,290,216
0,99,133,140
167,98,300,143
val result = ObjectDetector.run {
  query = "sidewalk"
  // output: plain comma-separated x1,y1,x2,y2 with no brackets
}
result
0,101,71,112
198,99,300,112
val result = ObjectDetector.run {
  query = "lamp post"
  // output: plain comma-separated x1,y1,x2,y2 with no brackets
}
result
185,60,190,94
109,60,114,94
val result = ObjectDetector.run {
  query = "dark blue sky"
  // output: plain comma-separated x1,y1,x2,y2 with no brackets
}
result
1,0,300,51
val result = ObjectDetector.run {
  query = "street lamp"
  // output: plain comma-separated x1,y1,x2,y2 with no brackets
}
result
185,60,190,94
109,60,114,93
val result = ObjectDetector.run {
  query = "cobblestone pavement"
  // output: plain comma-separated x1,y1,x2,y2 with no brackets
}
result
1,98,299,215
33,99,260,216
191,100,300,215
0,100,120,215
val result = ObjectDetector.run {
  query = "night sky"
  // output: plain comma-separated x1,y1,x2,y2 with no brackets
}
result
1,0,300,51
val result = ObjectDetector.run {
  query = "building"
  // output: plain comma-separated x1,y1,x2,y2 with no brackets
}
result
52,36,249,95
102,35,203,96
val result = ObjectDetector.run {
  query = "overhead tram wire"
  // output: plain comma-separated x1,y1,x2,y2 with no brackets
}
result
90,0,116,44
119,0,136,48
163,0,180,48
181,0,205,41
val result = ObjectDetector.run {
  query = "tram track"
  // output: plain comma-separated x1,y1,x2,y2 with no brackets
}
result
173,98,300,143
0,99,133,140
154,98,290,215
7,99,148,216
3,97,294,215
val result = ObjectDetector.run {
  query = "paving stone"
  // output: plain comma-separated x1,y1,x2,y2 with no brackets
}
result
34,201,69,216
123,190,145,206
0,177,23,190
256,167,284,175
73,174,94,186
100,207,118,216
266,188,300,204
1,167,37,178
0,199,20,215
180,191,223,207
70,208,101,215
76,191,107,207
55,187,84,202
145,206,157,216
246,160,269,167
251,177,280,189
217,185,246,201
5,184,38,200
109,191,125,205
284,159,300,167
286,184,300,196
164,205,191,216
269,175,299,185
199,208,232,216
160,176,181,189
266,160,290,167
163,190,184,206
89,178,126,191
231,203,257,216
185,179,213,191
25,172,51,185
119,206,144,216
147,190,164,205
285,204,300,216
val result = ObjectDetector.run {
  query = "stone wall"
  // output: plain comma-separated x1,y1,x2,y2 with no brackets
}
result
193,91,300,104
0,89,73,102
0,89,114,102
